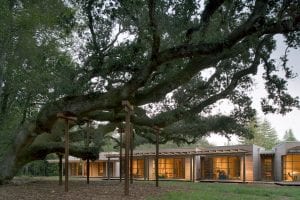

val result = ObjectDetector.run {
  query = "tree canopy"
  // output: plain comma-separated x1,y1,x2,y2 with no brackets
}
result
0,0,300,184
239,118,279,149
283,129,298,141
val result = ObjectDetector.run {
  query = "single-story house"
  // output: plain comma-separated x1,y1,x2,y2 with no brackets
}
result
49,142,300,182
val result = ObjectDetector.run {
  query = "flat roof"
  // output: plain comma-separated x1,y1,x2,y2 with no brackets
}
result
288,146,300,153
260,150,275,156
105,148,249,158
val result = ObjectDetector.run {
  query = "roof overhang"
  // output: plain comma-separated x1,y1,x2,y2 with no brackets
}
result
288,146,300,153
105,148,249,158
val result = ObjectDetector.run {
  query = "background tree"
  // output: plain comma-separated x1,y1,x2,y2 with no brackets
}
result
0,0,300,184
283,129,298,141
239,118,279,150
135,137,212,151
0,0,79,155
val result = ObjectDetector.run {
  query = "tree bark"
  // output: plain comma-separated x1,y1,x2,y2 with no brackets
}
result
0,121,98,184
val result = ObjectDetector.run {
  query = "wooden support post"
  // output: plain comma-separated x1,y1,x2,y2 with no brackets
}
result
106,160,109,178
147,158,150,181
85,120,91,184
125,112,130,195
59,154,63,185
108,157,111,180
192,155,195,182
243,153,246,183
154,126,160,187
130,124,134,184
122,100,133,196
81,162,84,176
57,112,77,192
119,128,123,182
64,119,69,192
87,159,90,184
190,156,193,181
144,157,147,181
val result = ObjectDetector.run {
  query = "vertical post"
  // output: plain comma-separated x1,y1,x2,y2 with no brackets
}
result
81,162,84,176
76,163,78,176
106,160,109,178
122,100,133,196
190,156,193,181
147,158,150,181
243,153,246,183
130,125,134,184
57,112,77,193
86,120,91,184
108,157,111,180
144,157,147,181
125,108,130,195
193,155,195,182
64,119,69,192
119,128,123,182
87,159,90,184
59,154,63,185
154,126,160,187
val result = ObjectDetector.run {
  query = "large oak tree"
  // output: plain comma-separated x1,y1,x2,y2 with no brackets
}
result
0,0,300,184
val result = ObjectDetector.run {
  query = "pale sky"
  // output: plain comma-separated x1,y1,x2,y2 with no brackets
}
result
253,40,300,142
208,37,300,145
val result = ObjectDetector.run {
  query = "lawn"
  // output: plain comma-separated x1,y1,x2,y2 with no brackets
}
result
1,177,299,200
149,181,300,200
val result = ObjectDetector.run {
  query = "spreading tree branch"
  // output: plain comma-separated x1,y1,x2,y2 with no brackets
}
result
185,0,225,43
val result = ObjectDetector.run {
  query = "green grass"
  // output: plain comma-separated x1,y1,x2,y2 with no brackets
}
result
148,182,300,200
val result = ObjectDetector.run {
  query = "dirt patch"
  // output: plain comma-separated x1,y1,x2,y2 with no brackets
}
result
0,179,184,200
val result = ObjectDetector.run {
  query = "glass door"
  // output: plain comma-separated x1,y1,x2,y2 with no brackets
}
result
261,157,273,181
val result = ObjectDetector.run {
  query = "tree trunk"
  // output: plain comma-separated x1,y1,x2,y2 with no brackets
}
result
0,121,99,184
0,121,37,184
0,147,34,184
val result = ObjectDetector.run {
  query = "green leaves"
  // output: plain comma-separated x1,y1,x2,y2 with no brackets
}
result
1,1,300,183
0,0,80,136
239,118,279,150
283,129,298,142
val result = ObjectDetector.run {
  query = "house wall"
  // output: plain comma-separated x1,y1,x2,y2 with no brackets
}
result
145,157,191,180
239,155,252,182
148,158,155,179
144,157,149,180
184,157,191,180
240,144,264,182
195,155,201,180
76,160,121,178
274,144,284,181
274,142,300,181
106,162,109,177
90,162,98,177
69,162,81,176
252,145,263,181
115,161,120,177
52,142,300,182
